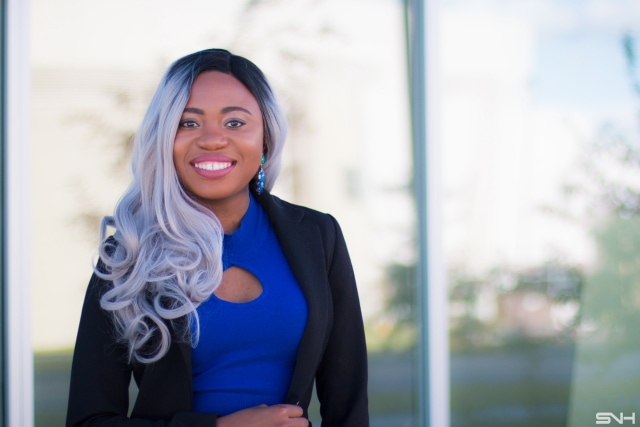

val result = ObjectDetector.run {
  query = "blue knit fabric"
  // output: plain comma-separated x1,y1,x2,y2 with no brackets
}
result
191,195,308,416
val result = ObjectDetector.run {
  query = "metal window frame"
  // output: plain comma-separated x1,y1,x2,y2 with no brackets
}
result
407,0,449,426
0,0,4,421
5,0,33,426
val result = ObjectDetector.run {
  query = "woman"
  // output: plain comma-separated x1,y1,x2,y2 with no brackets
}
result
66,49,369,427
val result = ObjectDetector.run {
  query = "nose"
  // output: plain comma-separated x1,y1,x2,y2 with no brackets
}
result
196,124,227,148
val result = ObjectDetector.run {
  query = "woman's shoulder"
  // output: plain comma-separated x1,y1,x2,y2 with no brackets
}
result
257,192,339,228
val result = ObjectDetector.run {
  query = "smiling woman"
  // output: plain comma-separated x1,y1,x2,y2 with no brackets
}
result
66,48,369,427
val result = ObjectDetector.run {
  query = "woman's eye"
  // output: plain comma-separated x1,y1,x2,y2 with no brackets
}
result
226,119,245,129
180,119,198,128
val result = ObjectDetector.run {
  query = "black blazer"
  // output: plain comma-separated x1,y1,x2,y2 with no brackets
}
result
66,192,369,427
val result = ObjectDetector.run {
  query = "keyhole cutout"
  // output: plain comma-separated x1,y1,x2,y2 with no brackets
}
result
215,266,263,303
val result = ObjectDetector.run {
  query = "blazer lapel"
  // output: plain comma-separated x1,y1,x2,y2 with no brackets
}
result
256,192,331,405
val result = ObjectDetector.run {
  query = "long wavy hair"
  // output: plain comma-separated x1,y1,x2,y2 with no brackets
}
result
96,49,288,364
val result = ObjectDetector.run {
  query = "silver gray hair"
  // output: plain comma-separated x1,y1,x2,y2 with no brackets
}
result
96,49,287,363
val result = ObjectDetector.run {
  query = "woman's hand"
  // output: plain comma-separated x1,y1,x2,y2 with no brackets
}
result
216,404,309,427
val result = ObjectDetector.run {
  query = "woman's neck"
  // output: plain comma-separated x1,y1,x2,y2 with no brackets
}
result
202,190,251,234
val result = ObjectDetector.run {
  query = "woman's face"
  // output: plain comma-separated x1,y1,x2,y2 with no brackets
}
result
173,71,264,212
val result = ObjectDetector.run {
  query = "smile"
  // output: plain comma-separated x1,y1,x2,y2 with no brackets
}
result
193,161,234,171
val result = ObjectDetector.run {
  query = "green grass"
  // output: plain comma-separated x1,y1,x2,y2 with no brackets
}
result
34,350,73,427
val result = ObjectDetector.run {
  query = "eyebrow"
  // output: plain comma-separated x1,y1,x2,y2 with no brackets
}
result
183,107,205,115
221,106,253,115
182,106,253,115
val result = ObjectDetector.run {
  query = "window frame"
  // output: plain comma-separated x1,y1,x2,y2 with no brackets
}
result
407,0,449,426
5,0,33,426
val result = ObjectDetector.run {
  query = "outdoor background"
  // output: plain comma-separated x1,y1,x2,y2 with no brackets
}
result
440,1,640,426
31,1,416,426
30,0,640,426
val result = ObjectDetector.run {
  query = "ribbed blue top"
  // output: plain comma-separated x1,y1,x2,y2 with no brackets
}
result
191,195,308,416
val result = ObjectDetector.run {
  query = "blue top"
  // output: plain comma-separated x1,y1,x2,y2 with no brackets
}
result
191,195,308,416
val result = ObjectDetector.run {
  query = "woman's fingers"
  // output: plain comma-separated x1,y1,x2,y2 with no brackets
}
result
274,404,304,418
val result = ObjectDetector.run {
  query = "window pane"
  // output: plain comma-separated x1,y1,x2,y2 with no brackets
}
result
440,1,640,426
30,1,417,425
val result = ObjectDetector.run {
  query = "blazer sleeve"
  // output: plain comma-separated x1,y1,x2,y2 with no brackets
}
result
314,215,370,427
66,272,219,427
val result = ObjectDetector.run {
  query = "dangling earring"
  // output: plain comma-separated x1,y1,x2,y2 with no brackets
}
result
255,154,266,195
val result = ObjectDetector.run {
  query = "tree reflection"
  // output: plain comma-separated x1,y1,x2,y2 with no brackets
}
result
448,31,640,427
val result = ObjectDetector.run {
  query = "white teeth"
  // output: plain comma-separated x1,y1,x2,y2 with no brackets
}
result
194,162,232,171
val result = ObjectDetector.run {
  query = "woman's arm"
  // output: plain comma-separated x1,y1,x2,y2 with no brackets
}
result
66,273,219,427
314,216,369,427
217,405,308,427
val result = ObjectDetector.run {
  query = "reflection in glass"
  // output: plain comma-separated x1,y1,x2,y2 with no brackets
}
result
442,1,640,426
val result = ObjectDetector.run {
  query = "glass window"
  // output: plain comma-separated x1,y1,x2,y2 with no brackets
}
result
439,1,640,426
30,1,418,426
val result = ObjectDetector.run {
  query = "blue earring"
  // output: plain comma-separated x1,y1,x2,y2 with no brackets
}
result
255,154,266,195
